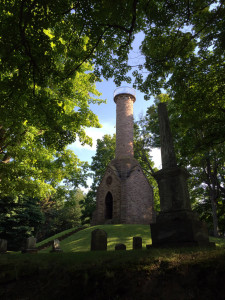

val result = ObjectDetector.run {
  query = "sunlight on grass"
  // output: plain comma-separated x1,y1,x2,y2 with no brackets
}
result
40,224,152,253
36,226,85,247
209,236,225,247
39,224,225,254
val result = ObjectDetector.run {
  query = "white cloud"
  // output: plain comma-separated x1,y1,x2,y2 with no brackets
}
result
68,122,116,152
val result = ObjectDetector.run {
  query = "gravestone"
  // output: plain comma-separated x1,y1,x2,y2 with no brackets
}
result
151,103,212,247
50,239,63,252
91,229,107,251
0,239,7,253
133,237,142,250
22,236,37,253
115,243,126,250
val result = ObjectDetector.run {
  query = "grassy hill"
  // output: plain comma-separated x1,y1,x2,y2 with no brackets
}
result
37,224,225,253
39,224,152,252
1,225,225,299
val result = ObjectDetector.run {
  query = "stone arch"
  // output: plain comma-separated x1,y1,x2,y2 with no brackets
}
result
105,191,113,219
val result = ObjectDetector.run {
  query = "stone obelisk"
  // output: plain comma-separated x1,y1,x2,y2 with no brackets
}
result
151,103,212,247
91,87,155,225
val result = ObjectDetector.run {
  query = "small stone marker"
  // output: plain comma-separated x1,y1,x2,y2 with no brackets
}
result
91,229,107,251
115,243,126,251
50,239,63,252
22,236,37,253
133,237,142,250
146,244,151,249
0,239,7,253
26,236,36,249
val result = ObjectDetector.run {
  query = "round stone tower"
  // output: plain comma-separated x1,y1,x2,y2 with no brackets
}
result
114,87,136,159
91,87,155,225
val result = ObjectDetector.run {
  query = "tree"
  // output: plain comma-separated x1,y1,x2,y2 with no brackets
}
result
0,1,106,197
134,122,160,211
144,97,225,236
129,1,225,235
0,195,44,250
133,0,225,148
36,187,85,240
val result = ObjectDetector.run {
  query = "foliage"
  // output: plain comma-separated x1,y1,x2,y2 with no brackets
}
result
1,0,112,198
134,122,160,211
144,98,225,236
36,226,81,246
80,190,98,225
37,188,85,240
0,195,44,250
133,0,225,148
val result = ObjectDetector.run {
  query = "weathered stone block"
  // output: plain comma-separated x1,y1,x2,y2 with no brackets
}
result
50,239,63,252
91,229,107,251
154,167,191,212
151,210,211,247
115,243,126,250
0,239,7,253
133,237,142,250
22,236,37,253
26,236,36,249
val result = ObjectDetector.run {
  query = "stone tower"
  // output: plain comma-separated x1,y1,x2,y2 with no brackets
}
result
91,87,155,225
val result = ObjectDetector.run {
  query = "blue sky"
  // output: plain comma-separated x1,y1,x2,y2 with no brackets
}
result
68,33,162,190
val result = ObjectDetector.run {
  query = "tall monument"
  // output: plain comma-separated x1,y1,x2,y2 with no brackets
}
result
151,103,212,247
91,87,155,225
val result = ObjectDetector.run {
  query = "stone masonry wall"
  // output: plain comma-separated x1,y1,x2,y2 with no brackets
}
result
125,166,155,224
114,94,135,159
93,167,121,224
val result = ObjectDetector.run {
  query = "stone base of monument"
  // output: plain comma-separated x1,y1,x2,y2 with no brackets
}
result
151,210,215,247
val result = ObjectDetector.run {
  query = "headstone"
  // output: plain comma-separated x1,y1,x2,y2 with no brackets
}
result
22,236,37,253
133,237,142,250
146,244,151,249
50,239,63,252
0,239,7,253
115,243,126,251
26,236,36,249
151,103,212,247
91,229,107,251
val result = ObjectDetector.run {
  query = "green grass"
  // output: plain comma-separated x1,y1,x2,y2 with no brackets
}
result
40,224,152,252
1,225,225,299
39,224,225,253
36,225,85,247
209,236,225,248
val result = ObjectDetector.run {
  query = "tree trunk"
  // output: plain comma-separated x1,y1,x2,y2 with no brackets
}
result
205,156,220,237
210,189,219,237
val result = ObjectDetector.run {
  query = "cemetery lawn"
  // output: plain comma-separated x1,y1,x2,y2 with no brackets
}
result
1,225,225,299
39,224,152,252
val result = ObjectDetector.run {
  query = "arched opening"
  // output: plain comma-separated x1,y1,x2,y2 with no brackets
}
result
105,192,113,219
